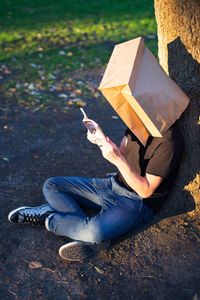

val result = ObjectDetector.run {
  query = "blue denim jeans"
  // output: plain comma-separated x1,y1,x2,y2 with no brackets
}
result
43,176,154,244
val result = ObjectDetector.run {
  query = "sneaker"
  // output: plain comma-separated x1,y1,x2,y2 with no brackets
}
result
45,213,55,231
59,240,110,262
8,204,54,224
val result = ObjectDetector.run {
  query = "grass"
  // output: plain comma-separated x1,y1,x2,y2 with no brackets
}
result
0,0,157,109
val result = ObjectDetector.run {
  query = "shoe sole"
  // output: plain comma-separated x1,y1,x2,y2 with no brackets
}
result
8,206,31,222
59,241,95,262
45,213,55,231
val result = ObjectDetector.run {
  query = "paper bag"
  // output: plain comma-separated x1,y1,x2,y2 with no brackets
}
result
98,37,189,145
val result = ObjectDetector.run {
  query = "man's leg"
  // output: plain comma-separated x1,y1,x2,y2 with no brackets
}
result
45,176,154,261
8,175,154,261
46,180,152,243
42,176,104,214
42,175,114,261
8,176,104,225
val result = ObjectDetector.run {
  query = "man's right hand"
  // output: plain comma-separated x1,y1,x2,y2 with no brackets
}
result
87,130,97,144
87,128,106,146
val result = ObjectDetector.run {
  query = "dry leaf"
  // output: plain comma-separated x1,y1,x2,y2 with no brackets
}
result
49,74,57,80
2,157,9,162
36,33,42,39
31,63,38,68
74,100,86,107
28,261,42,269
93,92,99,98
59,50,66,55
75,89,82,95
67,100,74,106
28,83,34,90
9,88,16,93
59,93,68,99
94,266,104,274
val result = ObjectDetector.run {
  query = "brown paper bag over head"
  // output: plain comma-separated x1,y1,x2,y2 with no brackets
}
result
98,37,189,145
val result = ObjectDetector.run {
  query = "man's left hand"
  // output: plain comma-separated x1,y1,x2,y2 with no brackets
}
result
99,137,122,165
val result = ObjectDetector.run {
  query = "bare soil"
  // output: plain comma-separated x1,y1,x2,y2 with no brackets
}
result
0,72,200,300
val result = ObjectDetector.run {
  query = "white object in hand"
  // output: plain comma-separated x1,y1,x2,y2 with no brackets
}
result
80,108,106,144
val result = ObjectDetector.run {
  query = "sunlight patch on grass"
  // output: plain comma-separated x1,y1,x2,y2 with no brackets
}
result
0,0,157,109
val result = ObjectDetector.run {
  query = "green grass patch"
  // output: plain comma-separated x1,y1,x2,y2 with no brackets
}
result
0,0,157,109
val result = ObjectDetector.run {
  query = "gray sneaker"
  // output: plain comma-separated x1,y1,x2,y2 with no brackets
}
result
8,204,54,224
59,240,110,262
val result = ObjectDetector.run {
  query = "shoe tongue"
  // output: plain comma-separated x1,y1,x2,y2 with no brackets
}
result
19,213,27,222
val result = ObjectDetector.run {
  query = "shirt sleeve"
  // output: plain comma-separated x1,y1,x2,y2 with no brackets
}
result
146,140,175,179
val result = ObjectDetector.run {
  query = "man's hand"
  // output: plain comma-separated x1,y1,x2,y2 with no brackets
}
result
87,130,122,165
87,131,163,198
99,137,122,165
87,130,97,144
87,128,106,145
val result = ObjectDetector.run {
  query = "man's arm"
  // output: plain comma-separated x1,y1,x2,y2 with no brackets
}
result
114,156,163,198
118,135,128,156
99,136,163,198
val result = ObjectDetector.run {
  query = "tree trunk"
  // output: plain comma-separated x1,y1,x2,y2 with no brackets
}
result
154,0,200,216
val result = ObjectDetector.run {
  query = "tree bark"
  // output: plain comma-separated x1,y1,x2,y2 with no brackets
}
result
154,0,200,215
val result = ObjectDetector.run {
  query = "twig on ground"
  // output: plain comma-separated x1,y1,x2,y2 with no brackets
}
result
193,233,200,242
42,267,56,273
8,289,17,296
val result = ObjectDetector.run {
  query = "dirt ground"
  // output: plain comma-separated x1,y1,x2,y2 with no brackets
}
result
0,72,200,300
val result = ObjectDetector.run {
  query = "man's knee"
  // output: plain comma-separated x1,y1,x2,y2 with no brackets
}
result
82,225,103,244
43,177,60,193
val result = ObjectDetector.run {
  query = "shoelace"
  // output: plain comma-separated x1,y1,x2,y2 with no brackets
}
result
22,213,41,223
